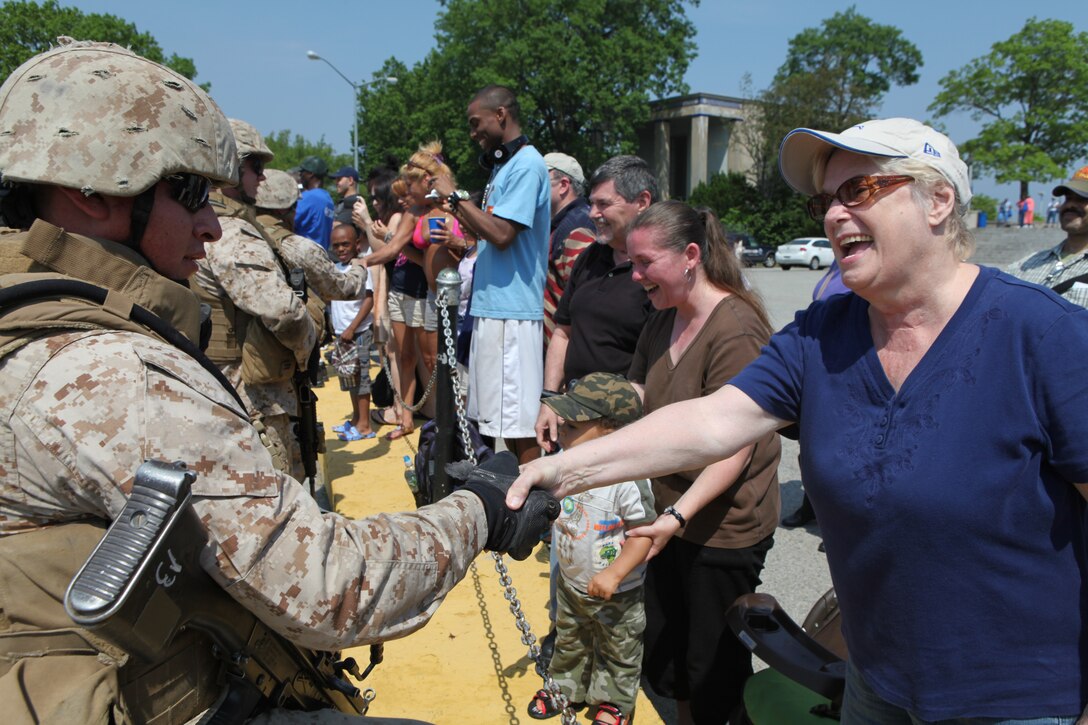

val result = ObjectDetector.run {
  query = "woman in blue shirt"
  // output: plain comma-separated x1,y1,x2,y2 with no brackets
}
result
510,118,1088,724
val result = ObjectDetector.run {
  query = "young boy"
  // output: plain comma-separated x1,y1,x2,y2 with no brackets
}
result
527,373,655,725
329,223,375,440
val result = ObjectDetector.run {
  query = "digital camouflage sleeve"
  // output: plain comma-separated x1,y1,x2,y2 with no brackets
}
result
0,329,487,651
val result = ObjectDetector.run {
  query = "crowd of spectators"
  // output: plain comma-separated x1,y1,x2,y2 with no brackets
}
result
212,80,1088,725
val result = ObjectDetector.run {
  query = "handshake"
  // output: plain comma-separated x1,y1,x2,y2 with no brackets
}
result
447,452,559,561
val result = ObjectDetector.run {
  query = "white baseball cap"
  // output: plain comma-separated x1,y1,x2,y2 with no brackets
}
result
778,118,972,209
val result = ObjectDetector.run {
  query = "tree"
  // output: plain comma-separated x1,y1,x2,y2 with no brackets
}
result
737,10,921,198
263,130,352,177
0,0,205,87
930,18,1088,199
688,172,820,245
775,6,922,131
733,9,920,231
356,0,698,189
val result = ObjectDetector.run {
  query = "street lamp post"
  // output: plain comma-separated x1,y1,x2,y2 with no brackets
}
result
306,50,396,173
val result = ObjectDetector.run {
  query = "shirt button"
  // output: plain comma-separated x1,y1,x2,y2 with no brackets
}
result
875,434,885,444
880,416,888,425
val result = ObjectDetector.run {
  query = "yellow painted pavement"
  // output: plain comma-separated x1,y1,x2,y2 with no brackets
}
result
315,369,663,724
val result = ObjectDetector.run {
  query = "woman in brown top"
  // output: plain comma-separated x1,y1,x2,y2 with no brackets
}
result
624,201,781,724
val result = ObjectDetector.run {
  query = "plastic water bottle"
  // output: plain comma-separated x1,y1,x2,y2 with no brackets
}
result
403,455,418,493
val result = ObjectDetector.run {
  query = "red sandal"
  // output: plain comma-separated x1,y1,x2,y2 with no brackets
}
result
591,701,631,725
527,689,561,720
527,689,586,720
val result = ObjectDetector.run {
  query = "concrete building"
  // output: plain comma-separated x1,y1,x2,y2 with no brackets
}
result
637,92,755,200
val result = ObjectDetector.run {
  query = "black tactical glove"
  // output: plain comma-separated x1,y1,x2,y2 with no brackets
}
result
448,451,560,561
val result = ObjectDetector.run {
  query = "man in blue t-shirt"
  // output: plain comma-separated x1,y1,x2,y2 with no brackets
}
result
434,85,549,463
294,155,335,251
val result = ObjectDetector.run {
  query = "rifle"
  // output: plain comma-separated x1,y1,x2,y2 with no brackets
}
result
65,460,379,722
287,267,325,498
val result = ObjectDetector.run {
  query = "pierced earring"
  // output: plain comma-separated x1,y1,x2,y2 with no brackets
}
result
684,266,693,281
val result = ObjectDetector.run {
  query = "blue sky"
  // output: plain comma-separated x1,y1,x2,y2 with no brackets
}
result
63,1,1082,202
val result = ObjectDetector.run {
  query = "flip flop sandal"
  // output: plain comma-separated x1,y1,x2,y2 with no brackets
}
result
591,702,629,725
370,408,393,428
383,425,413,441
333,421,352,434
337,424,376,442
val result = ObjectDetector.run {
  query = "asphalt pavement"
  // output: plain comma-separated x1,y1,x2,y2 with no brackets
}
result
743,266,833,633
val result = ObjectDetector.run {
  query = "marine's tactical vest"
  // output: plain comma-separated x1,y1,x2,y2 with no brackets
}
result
0,221,229,723
0,220,202,354
196,194,323,385
255,213,328,343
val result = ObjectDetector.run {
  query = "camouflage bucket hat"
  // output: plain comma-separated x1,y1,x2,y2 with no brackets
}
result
257,168,300,210
0,37,238,196
543,372,642,425
228,118,274,162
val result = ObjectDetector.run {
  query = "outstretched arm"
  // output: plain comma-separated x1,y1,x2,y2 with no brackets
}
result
626,446,754,560
508,384,785,508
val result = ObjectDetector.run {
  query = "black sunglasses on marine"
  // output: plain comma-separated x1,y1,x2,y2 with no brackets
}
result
164,173,211,213
807,174,914,221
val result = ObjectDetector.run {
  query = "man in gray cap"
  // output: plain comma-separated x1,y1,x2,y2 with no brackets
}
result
1006,165,1088,308
295,154,335,250
543,152,594,349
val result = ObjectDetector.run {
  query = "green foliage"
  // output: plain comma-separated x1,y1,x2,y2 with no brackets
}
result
930,18,1088,198
776,6,922,128
356,0,698,190
689,172,822,245
972,193,997,220
263,129,352,193
0,0,206,88
738,9,921,200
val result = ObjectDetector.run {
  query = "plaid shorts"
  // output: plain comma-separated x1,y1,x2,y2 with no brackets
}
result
337,327,373,395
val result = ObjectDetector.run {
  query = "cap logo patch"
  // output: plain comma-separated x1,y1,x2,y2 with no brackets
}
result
1074,166,1088,181
922,142,941,158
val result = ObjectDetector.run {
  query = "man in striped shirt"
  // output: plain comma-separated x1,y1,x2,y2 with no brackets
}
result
543,153,594,349
1007,166,1088,308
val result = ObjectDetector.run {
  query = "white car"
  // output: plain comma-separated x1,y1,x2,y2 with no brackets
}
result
775,237,834,270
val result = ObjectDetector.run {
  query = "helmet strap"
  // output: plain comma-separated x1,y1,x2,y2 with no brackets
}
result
128,185,157,248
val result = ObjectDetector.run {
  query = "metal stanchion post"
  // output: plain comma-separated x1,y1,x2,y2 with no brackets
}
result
432,267,462,502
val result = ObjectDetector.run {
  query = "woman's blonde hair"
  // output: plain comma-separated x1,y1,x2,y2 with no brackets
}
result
400,140,457,188
811,152,975,261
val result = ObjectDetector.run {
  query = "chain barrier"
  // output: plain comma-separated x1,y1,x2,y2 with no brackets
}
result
375,335,439,414
437,299,577,725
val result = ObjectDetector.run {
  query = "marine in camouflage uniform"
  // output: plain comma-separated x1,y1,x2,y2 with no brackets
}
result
0,39,551,724
191,118,317,481
256,167,368,303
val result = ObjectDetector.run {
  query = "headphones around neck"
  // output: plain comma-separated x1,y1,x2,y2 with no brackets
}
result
479,135,529,170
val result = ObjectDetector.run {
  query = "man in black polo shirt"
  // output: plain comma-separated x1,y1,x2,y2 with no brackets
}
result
535,155,658,452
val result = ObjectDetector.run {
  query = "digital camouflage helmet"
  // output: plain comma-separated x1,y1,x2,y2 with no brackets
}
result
0,37,238,197
256,168,299,211
228,118,274,164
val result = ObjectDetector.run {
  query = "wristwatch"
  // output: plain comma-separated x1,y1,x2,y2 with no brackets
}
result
447,189,471,210
662,506,687,527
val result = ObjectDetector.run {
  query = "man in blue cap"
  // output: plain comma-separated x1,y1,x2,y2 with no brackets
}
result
332,165,361,228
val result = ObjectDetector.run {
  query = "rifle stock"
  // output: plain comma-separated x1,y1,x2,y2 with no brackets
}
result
65,460,374,721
